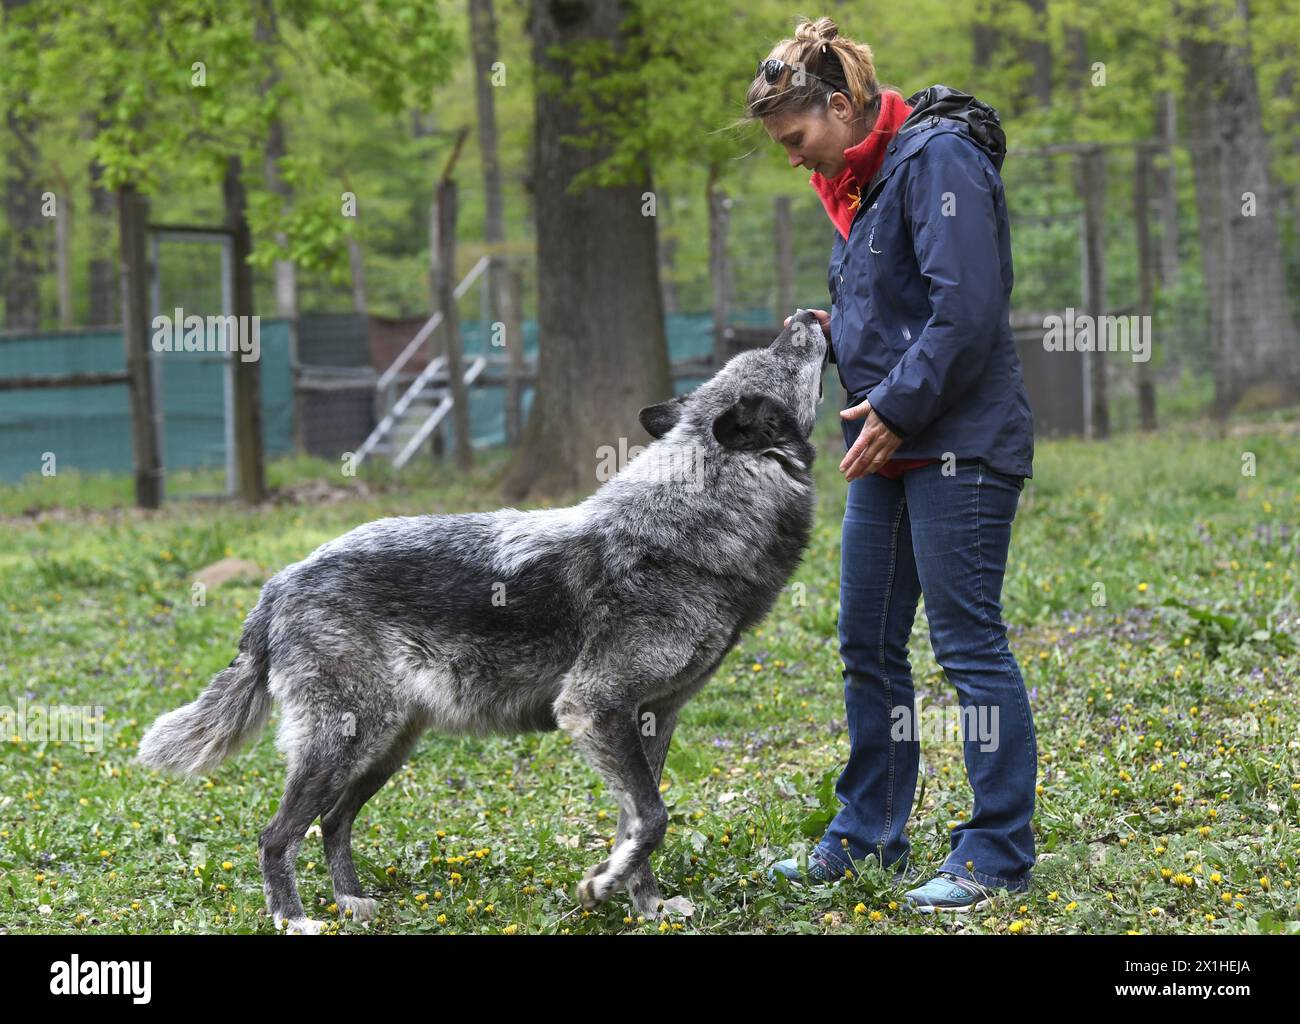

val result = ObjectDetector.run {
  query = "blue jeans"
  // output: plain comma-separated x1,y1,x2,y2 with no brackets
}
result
815,447,1038,893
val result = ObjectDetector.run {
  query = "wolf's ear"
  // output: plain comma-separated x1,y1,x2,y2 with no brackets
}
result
638,393,687,438
712,393,791,452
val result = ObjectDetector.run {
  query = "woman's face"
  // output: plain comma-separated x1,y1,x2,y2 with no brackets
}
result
764,92,860,177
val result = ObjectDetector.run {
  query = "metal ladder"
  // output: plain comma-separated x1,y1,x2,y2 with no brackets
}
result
354,255,490,469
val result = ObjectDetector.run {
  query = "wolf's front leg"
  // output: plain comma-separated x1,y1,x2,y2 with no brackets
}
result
556,696,668,911
621,703,680,917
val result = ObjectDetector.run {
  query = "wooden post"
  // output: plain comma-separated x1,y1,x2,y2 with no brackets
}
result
117,184,164,509
1077,145,1109,439
435,176,473,470
1133,145,1158,431
224,157,267,503
708,173,732,366
773,195,793,321
658,195,680,316
504,261,524,446
55,173,73,328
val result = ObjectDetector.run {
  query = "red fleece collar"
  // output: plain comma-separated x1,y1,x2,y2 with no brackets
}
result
810,89,913,240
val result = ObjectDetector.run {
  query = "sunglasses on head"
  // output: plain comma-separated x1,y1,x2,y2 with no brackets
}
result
756,57,837,91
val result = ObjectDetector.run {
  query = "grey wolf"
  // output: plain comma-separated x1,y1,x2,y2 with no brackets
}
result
137,310,828,932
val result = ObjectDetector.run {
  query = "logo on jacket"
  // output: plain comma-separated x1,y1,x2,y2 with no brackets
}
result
868,224,882,254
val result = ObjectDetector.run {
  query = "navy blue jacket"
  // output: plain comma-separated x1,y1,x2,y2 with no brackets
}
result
828,85,1034,479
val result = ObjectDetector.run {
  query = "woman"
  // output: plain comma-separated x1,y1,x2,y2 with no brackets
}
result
745,16,1038,912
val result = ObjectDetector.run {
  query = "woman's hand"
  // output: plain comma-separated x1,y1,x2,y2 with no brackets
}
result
784,308,831,343
838,399,902,481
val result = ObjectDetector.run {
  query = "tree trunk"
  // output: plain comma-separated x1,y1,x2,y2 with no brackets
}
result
1076,145,1109,439
55,174,73,328
4,0,42,330
773,194,793,322
505,0,671,501
469,0,509,378
658,195,679,316
1134,145,1158,430
348,235,367,314
118,184,163,508
435,177,474,470
504,263,525,445
1020,0,1052,110
1180,0,1300,413
1065,24,1090,98
1155,86,1179,292
88,150,117,325
972,4,998,73
224,157,267,504
708,166,731,365
256,0,297,318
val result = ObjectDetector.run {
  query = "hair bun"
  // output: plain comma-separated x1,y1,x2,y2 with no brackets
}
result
794,16,839,44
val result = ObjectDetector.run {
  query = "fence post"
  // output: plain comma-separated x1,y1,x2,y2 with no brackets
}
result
1133,143,1158,431
118,184,164,509
504,260,524,446
773,195,793,322
224,157,267,503
1076,144,1110,439
435,176,473,470
709,178,732,367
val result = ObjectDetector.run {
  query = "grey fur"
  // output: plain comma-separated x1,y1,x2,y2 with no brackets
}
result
137,310,828,929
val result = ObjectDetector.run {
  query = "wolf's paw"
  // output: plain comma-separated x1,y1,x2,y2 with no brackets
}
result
577,871,616,910
277,916,324,935
336,895,379,923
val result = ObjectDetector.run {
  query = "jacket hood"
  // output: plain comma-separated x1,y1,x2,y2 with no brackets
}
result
901,85,1006,171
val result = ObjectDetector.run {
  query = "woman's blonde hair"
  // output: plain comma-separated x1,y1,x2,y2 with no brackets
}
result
744,16,885,125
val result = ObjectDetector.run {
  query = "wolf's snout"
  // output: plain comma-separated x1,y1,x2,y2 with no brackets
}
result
775,309,828,357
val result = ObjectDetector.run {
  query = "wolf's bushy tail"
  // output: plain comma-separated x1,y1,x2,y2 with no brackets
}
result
137,595,275,778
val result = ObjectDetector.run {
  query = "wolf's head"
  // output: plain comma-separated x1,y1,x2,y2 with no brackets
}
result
637,309,828,474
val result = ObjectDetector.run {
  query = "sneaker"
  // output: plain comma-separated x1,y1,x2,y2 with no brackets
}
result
769,851,916,886
768,852,841,884
901,871,993,913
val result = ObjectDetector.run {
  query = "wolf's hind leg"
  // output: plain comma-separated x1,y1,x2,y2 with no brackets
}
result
321,718,423,922
260,748,350,932
260,699,374,933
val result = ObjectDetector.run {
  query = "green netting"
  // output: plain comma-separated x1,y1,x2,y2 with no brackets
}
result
0,308,773,483
0,321,294,486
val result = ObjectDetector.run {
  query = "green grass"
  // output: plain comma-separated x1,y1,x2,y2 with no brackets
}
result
2,411,1298,935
